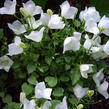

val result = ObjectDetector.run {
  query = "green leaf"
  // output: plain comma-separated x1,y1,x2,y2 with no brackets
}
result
65,64,71,71
50,100,61,109
70,68,81,85
0,91,5,98
22,83,34,95
3,95,12,103
53,87,64,97
45,57,52,65
73,20,81,28
27,63,37,73
28,75,37,85
45,76,57,87
60,75,69,82
0,28,4,39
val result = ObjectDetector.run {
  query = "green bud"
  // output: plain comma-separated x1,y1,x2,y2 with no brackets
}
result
77,104,84,109
86,90,94,97
100,27,104,33
20,8,30,17
20,42,26,49
47,9,53,16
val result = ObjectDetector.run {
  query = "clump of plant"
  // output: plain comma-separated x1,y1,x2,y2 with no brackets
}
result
0,0,109,109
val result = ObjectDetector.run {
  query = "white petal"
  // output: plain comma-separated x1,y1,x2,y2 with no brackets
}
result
60,1,78,19
93,68,104,87
48,14,65,29
73,84,88,99
14,36,21,45
85,20,100,35
97,81,109,99
43,101,51,109
0,55,13,72
103,40,109,55
25,27,45,42
55,96,67,109
0,0,16,15
20,92,26,104
43,88,52,100
8,20,26,35
40,13,51,25
98,16,109,36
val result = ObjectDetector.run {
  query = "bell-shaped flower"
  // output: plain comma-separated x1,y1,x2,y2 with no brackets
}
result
60,1,78,19
8,20,26,35
63,32,81,53
97,81,109,99
0,55,13,72
27,17,42,29
55,96,67,109
40,13,51,25
25,27,45,42
79,7,100,22
93,68,104,87
35,81,52,100
73,84,88,99
43,101,51,109
0,0,16,15
98,16,109,36
80,64,93,79
85,20,100,35
48,14,65,29
23,99,35,109
8,37,23,56
103,40,109,55
21,0,42,17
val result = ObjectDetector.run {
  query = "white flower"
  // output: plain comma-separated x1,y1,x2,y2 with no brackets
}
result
43,101,51,109
8,37,23,56
25,27,45,42
0,55,13,72
85,20,100,35
98,16,109,36
24,99,35,109
93,68,104,87
55,96,67,109
22,0,42,16
60,1,78,19
103,40,109,55
97,81,109,99
35,81,52,100
73,84,88,99
80,64,93,79
20,92,27,104
0,0,16,15
27,17,42,29
8,20,26,35
40,13,51,25
63,32,81,53
48,14,65,29
79,7,100,22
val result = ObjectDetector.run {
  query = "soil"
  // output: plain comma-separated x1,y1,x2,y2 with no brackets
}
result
0,0,109,109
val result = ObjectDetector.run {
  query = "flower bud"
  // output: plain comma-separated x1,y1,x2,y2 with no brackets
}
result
47,9,53,16
20,92,26,104
20,42,26,49
20,8,30,17
77,104,84,109
86,90,94,97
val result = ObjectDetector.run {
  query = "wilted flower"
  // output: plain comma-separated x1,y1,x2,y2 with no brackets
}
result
98,16,109,36
8,37,23,56
35,81,52,100
93,68,104,87
0,55,13,72
25,27,45,42
21,0,42,17
80,64,93,79
85,20,100,35
73,84,88,99
63,32,81,53
0,0,16,15
43,101,51,109
60,1,78,19
97,81,109,99
8,20,26,35
79,7,101,22
55,96,67,109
